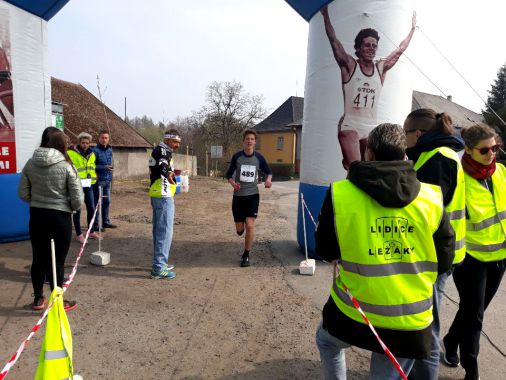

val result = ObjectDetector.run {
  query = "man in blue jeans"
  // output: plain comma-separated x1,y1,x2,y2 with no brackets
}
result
314,123,455,379
92,130,117,229
148,129,181,279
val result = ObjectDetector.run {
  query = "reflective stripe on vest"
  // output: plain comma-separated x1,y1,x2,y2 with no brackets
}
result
45,349,68,360
341,260,438,276
330,180,442,330
332,281,433,317
464,163,506,262
414,146,466,264
467,211,506,231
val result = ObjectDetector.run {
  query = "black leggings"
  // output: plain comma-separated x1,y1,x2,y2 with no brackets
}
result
445,254,505,374
29,207,72,298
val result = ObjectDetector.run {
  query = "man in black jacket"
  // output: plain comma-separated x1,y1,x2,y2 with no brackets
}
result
315,123,455,379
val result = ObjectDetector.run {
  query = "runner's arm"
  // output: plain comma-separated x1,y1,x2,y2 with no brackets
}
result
321,5,355,72
380,11,416,73
257,153,273,188
226,153,240,190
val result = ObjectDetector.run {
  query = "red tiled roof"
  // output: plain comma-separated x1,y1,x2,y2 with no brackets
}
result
51,77,151,148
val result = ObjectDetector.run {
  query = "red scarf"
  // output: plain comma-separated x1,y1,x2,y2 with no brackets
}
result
461,153,496,180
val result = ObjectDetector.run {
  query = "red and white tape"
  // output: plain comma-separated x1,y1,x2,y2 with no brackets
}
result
0,199,101,380
301,194,408,380
300,196,318,230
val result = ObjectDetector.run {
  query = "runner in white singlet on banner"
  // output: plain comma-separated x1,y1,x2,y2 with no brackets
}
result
321,5,416,170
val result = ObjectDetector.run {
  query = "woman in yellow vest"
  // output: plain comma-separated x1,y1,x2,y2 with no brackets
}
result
443,123,506,380
67,132,101,243
403,109,466,380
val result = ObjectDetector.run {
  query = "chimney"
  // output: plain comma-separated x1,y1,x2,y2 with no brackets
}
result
447,95,453,102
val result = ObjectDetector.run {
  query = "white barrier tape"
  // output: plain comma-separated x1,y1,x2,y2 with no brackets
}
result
0,198,101,379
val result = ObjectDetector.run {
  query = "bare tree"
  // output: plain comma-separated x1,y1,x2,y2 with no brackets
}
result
96,75,110,135
198,81,266,158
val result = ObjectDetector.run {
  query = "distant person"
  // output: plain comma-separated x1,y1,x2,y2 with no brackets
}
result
18,127,83,311
443,124,506,380
225,129,272,267
321,5,416,170
403,109,465,380
92,129,117,229
148,129,181,279
315,123,455,379
68,132,101,243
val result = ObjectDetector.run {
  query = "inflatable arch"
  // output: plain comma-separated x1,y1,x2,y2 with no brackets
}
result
0,0,69,242
287,0,415,255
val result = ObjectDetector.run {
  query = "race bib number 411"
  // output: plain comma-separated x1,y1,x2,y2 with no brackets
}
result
239,165,256,183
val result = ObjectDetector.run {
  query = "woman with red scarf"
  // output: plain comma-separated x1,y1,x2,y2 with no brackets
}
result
443,123,506,380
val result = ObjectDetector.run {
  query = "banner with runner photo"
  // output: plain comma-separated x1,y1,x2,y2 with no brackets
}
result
0,5,15,173
296,0,416,254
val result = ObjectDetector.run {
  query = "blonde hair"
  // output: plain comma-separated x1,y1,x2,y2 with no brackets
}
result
77,132,92,142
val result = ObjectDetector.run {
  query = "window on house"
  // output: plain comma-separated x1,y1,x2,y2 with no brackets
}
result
276,136,284,150
256,136,261,150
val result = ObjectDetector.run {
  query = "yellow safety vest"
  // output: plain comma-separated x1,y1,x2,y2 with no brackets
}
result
68,149,97,185
330,180,443,330
149,157,177,198
414,147,466,264
34,287,73,380
464,163,506,262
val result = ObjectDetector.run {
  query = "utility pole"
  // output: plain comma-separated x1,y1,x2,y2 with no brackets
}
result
205,149,209,177
186,145,189,172
124,97,127,121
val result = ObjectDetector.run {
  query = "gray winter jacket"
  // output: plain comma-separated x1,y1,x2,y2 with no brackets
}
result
18,147,84,213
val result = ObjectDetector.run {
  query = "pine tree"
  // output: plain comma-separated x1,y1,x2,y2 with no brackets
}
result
483,62,506,155
484,62,506,113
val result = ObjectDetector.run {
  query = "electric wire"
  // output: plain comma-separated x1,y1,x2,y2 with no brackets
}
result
362,13,448,98
417,27,506,129
364,12,506,129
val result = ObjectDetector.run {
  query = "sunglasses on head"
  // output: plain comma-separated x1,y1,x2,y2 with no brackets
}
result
473,145,500,155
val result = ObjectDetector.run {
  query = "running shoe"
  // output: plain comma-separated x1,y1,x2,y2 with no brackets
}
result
240,255,250,267
151,267,176,279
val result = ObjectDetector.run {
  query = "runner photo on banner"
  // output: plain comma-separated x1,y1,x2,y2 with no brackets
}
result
0,5,15,173
298,0,415,254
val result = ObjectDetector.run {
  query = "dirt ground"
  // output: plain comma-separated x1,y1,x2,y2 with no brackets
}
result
0,176,327,379
2,176,505,379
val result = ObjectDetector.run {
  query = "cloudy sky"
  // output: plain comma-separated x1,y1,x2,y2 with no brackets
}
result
48,0,506,122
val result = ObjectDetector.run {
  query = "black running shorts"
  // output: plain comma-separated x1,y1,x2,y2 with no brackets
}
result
232,194,260,222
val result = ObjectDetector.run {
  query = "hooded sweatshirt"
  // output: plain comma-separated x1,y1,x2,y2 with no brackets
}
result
315,160,455,359
18,147,84,213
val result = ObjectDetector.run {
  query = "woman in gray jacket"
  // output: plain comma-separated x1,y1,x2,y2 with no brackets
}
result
18,127,84,311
